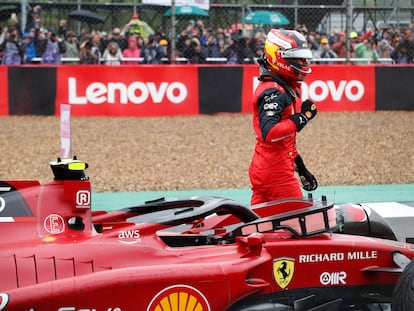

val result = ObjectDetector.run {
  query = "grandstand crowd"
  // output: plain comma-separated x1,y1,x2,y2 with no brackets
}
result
1,6,413,65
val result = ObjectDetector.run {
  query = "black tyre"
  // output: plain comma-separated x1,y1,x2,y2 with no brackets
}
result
392,259,414,310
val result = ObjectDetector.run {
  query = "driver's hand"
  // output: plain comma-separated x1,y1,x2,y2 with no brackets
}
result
294,155,318,191
301,99,317,121
299,169,318,191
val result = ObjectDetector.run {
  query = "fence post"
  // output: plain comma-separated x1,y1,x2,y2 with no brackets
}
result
346,0,353,64
171,0,176,63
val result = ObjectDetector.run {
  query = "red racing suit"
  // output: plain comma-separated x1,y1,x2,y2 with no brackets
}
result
249,77,303,205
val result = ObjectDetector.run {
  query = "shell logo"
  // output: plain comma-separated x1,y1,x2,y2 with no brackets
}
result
147,285,211,311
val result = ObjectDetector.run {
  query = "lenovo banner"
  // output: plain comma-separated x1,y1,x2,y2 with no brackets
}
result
2,64,408,117
242,65,376,113
56,65,199,117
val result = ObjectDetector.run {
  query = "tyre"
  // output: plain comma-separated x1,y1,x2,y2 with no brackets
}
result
392,259,414,310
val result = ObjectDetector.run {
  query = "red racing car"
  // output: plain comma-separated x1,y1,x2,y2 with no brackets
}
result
0,157,413,310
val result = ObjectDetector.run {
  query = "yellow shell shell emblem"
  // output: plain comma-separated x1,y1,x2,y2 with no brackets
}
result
273,257,295,289
148,285,211,311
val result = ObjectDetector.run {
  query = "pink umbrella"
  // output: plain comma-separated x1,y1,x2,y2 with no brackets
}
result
224,23,254,36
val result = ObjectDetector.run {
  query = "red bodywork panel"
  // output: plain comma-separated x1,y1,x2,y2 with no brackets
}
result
1,168,413,311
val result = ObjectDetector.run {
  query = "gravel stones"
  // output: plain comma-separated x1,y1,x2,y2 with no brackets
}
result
1,111,413,192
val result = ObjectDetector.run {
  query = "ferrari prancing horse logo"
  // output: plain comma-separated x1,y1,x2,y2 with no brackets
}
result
273,257,295,289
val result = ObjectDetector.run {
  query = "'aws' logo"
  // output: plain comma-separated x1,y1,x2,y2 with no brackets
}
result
118,229,141,244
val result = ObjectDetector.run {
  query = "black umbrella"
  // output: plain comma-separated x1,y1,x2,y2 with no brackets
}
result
68,9,104,24
0,5,20,21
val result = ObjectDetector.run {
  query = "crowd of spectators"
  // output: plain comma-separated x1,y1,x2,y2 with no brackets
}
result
1,6,414,65
297,22,414,64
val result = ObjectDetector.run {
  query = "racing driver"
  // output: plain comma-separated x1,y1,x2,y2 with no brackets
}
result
249,28,318,205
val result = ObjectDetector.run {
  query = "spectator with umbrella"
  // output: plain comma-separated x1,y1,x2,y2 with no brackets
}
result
121,13,154,40
242,10,290,30
68,9,104,26
62,31,79,64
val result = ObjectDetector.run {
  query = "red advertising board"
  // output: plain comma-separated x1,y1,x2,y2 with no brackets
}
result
0,67,8,115
242,65,376,112
56,65,199,116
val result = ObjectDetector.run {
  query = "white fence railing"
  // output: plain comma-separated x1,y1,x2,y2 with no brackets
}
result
28,57,395,65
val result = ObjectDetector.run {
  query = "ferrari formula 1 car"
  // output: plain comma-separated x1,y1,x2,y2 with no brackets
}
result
0,157,414,311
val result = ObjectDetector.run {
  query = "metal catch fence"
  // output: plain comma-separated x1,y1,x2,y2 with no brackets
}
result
0,1,413,64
